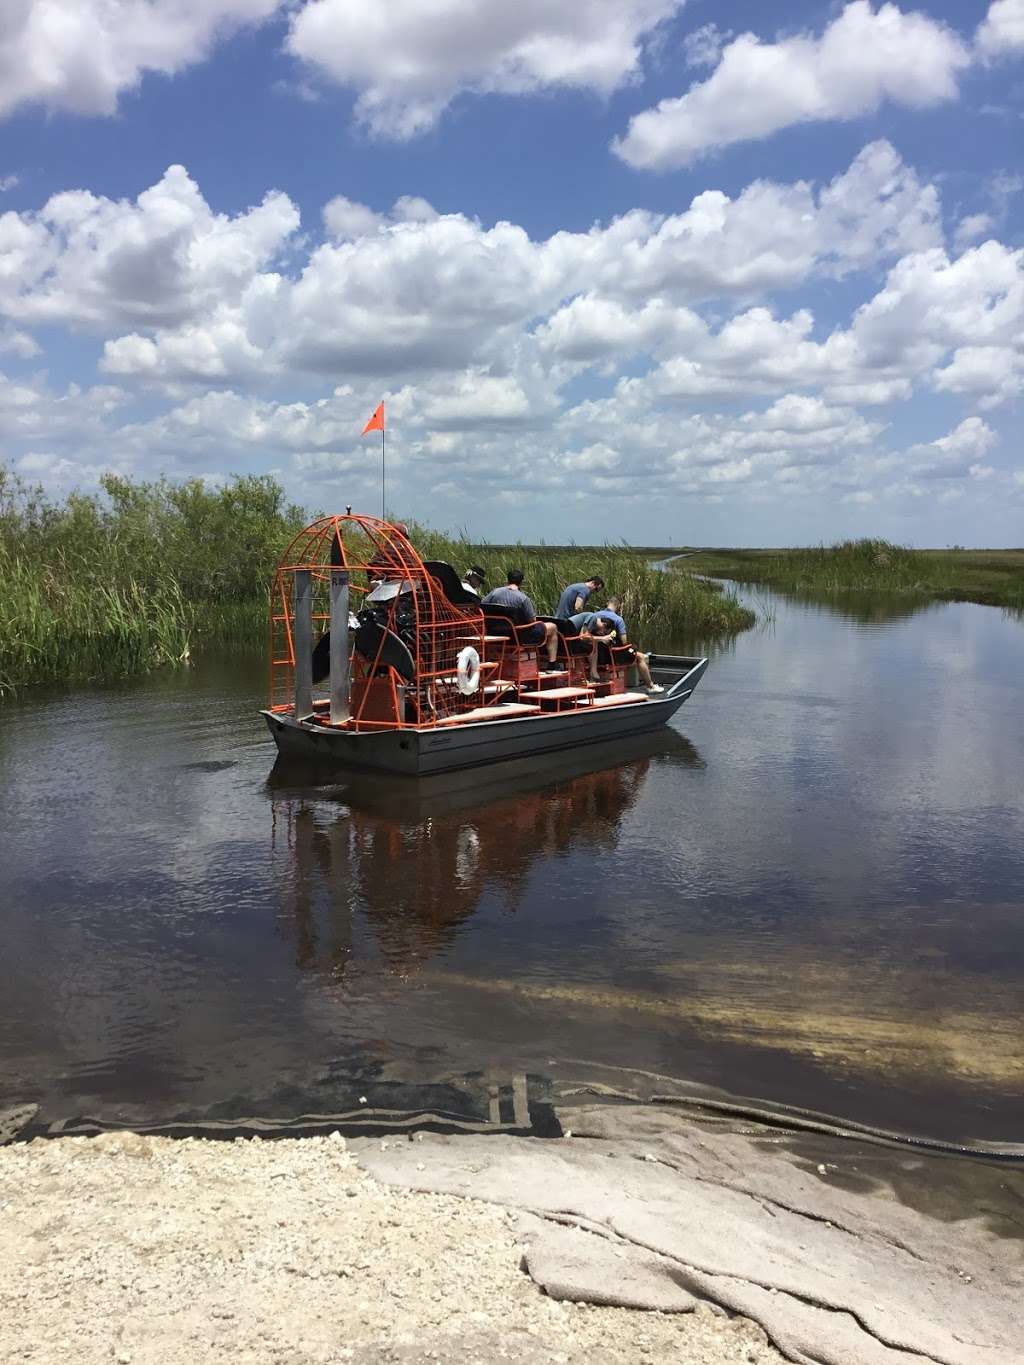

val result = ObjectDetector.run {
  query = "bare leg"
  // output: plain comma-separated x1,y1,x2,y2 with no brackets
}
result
543,620,558,663
584,635,599,681
635,651,661,690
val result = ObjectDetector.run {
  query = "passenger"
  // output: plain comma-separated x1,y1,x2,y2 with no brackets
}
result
481,569,560,670
567,610,607,683
585,596,664,693
555,575,605,620
461,564,487,598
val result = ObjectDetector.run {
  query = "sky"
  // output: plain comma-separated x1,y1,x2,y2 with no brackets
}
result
0,0,1022,546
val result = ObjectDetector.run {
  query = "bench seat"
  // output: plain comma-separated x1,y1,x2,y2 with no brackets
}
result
435,703,542,726
591,692,650,707
518,686,594,702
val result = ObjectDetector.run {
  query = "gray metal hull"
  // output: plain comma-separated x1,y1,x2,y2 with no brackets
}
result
263,656,707,777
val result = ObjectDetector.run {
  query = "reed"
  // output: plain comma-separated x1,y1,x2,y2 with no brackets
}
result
679,539,1024,609
0,468,307,694
410,526,755,639
0,468,754,694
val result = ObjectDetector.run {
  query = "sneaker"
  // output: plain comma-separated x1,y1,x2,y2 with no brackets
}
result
647,683,665,694
540,661,561,672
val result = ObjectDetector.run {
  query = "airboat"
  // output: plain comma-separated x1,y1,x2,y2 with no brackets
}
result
262,514,707,776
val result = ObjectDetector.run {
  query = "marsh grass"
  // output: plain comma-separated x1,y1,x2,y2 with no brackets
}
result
681,539,1024,611
0,470,754,694
409,526,756,639
0,469,306,694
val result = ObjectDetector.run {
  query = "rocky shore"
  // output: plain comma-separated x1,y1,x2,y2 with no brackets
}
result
0,1128,777,1365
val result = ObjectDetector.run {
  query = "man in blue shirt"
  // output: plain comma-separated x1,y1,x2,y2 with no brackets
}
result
556,575,604,620
571,596,663,691
481,569,560,669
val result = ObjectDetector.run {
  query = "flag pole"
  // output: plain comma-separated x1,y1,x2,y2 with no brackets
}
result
382,422,386,521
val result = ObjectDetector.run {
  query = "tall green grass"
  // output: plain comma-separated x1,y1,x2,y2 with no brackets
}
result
410,526,755,639
0,467,306,695
0,468,753,694
680,538,1024,610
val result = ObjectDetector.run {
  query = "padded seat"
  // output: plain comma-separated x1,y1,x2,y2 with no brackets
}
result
423,560,483,609
518,686,594,701
435,702,542,725
591,692,650,707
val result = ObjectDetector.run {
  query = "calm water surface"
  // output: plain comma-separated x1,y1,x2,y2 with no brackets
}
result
1,589,1022,1141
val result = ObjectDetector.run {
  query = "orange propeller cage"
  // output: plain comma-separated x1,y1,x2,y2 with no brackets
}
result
269,514,485,730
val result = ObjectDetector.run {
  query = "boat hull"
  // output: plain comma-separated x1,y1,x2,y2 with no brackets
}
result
263,655,707,776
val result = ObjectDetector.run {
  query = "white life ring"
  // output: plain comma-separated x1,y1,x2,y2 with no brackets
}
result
456,645,481,696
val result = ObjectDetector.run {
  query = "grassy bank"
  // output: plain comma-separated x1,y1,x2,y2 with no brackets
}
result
0,469,753,694
0,469,307,695
679,539,1024,610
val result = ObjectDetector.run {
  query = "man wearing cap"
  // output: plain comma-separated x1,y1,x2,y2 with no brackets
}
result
461,565,486,598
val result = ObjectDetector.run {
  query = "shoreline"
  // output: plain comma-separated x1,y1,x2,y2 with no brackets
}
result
4,1102,1022,1365
674,544,1024,611
0,1127,778,1365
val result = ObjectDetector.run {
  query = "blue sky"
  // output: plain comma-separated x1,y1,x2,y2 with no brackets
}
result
0,0,1022,545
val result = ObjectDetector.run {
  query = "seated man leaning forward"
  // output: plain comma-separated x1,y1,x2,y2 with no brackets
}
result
555,575,605,620
481,569,559,670
570,596,664,692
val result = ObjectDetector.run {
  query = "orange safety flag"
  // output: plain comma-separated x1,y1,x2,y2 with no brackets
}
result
361,401,385,435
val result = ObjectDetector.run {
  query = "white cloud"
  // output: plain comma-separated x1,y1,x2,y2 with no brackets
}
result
682,23,729,68
321,194,439,242
410,371,546,430
0,0,281,119
542,235,1024,414
0,322,38,356
1,165,299,329
909,416,998,478
954,213,994,250
613,2,970,170
4,147,1021,528
930,416,998,460
0,368,126,442
392,196,440,225
0,173,19,192
976,0,1024,57
322,196,383,241
933,345,1024,407
4,364,1015,524
851,241,1024,405
1,145,940,393
286,0,684,138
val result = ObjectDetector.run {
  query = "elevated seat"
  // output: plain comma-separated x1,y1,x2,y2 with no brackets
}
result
543,615,594,683
481,608,543,683
595,640,636,695
422,560,484,609
434,702,542,726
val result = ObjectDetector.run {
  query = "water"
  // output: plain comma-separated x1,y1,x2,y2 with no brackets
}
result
1,589,1022,1142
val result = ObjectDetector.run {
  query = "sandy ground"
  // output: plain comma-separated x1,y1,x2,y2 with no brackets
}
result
0,1130,781,1365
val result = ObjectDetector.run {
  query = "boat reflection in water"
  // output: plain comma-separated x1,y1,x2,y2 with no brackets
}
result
267,730,702,977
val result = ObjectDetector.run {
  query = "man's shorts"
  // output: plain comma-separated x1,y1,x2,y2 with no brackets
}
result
518,622,546,645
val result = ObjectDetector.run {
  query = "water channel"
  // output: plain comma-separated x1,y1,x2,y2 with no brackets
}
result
1,586,1021,1142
